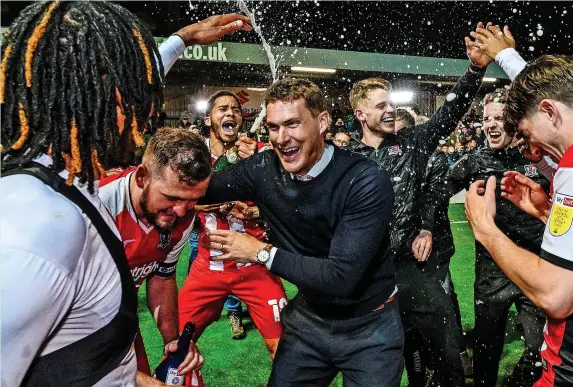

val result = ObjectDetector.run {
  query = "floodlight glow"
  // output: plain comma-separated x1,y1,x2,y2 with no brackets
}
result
390,91,414,104
196,100,208,111
291,66,336,74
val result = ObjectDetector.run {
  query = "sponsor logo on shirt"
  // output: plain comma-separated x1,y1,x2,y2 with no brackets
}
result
131,261,160,283
524,164,539,178
549,192,573,236
157,231,172,250
388,145,402,156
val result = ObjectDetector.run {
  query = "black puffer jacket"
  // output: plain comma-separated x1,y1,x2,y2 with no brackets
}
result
447,146,551,261
347,68,484,266
420,150,455,264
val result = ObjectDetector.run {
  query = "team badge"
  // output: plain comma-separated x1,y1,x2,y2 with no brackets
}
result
157,231,172,249
388,145,402,156
549,193,573,237
524,164,538,178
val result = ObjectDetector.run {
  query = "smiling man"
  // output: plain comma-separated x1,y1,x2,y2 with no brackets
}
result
198,78,400,386
466,55,573,387
447,88,549,387
346,33,491,386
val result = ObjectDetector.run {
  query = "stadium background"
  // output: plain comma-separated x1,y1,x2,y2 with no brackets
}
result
139,204,526,386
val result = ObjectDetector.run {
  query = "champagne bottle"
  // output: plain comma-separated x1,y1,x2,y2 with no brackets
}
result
153,322,195,385
213,146,239,171
212,130,257,172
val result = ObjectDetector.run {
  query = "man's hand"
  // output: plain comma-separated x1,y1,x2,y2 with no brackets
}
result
517,137,544,163
224,201,260,220
174,13,252,47
206,230,266,263
465,22,494,68
412,230,433,262
236,135,257,159
465,176,498,242
469,22,516,60
164,339,204,377
501,171,552,223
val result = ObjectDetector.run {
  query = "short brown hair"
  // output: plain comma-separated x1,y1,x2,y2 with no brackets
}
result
505,55,573,130
264,78,326,117
143,128,211,186
483,87,509,106
349,78,391,110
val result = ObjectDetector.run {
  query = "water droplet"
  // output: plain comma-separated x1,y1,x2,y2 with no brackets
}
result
537,29,544,36
529,46,535,51
446,93,457,102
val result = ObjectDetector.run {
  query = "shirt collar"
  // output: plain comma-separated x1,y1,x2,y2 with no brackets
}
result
292,144,334,181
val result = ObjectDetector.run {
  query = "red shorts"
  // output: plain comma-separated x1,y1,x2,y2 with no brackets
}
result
178,262,287,340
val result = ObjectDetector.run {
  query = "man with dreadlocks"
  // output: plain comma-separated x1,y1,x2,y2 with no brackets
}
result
0,2,250,386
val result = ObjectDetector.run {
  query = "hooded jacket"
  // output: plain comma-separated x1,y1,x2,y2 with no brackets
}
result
347,68,484,266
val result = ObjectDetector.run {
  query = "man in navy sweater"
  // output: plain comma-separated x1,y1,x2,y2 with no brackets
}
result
202,78,401,386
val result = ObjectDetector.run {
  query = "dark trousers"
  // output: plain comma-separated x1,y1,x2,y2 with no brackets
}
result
268,294,404,387
397,261,465,387
473,258,545,387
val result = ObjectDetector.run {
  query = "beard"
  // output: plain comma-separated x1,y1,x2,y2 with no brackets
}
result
140,184,175,231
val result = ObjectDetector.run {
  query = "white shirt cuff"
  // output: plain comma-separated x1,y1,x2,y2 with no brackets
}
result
495,48,527,81
159,35,186,75
265,247,278,270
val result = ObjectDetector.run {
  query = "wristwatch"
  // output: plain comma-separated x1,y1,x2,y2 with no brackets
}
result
256,244,273,265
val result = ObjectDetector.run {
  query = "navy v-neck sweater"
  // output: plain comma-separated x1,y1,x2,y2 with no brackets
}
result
204,146,395,317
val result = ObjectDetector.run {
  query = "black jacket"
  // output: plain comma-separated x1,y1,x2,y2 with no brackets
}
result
420,150,455,264
347,68,484,266
447,146,551,261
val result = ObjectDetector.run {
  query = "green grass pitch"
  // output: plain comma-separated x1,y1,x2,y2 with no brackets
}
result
139,204,526,386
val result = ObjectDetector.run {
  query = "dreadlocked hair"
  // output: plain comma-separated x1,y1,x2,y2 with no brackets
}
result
0,1,165,193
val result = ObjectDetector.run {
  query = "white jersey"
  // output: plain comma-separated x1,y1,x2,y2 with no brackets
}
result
0,155,136,386
540,146,573,267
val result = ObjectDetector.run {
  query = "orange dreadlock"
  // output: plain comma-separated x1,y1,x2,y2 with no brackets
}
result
25,1,59,88
131,106,145,147
91,148,106,180
11,103,30,150
0,44,13,103
61,121,82,185
132,29,152,84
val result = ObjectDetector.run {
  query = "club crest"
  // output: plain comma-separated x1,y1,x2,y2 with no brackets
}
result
524,164,538,178
157,231,173,249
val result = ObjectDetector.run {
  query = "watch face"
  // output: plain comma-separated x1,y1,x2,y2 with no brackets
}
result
257,249,270,263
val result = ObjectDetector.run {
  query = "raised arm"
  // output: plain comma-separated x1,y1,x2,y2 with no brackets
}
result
159,14,251,75
469,23,525,81
416,31,490,151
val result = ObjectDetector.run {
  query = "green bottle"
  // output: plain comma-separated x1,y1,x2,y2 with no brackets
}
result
213,146,239,171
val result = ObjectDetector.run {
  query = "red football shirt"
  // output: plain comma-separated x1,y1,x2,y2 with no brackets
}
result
99,168,195,289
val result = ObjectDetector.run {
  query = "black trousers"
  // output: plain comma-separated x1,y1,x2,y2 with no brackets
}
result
397,261,465,387
268,294,404,387
473,257,545,387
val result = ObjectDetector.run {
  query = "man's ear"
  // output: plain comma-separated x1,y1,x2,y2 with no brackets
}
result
134,164,150,189
354,108,365,122
204,115,212,127
318,111,330,135
539,99,560,127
